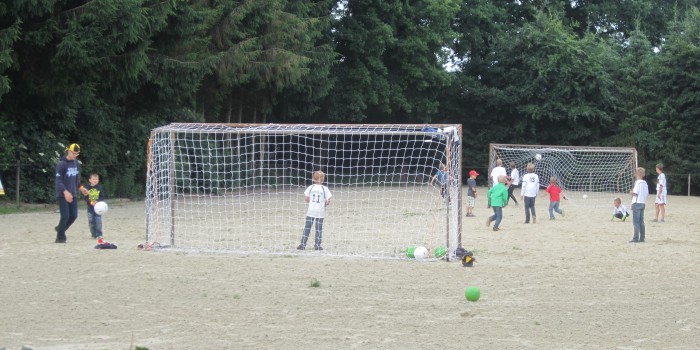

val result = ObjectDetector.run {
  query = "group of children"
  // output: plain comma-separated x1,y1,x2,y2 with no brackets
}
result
468,160,667,242
295,161,668,250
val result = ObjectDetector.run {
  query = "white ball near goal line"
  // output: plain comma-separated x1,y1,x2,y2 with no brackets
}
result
535,153,542,161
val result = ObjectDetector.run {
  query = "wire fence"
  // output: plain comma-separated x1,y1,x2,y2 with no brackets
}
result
2,162,698,206
0,161,144,206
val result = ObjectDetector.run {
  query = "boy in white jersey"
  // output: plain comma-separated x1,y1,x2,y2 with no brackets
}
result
630,167,649,243
611,197,630,221
653,163,667,223
520,163,539,224
297,171,332,250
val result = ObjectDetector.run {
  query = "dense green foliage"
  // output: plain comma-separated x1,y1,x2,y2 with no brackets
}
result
1,0,699,202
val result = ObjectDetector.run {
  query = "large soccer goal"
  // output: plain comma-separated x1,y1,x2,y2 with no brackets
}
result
145,123,463,259
489,144,637,206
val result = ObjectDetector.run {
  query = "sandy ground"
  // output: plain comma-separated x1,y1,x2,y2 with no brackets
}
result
1,187,700,349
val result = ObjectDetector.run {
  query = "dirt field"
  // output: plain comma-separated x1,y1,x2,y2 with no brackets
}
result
1,188,700,349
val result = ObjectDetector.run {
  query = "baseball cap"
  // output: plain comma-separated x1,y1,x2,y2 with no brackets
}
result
469,170,479,176
67,143,81,153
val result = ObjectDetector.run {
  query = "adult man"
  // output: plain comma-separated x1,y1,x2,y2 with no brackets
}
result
55,143,88,243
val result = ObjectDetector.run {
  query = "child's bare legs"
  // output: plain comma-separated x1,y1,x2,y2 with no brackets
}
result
656,203,665,222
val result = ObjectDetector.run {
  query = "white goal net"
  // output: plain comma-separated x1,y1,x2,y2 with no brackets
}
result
145,123,463,259
489,144,637,206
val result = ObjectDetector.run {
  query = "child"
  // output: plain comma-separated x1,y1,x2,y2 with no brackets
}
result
84,173,106,239
466,170,478,217
486,175,509,231
630,167,649,243
545,176,567,220
611,197,630,221
506,161,519,207
520,163,539,224
297,170,332,250
430,163,448,198
653,163,667,223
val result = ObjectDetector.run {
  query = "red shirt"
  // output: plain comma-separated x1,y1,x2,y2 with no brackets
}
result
546,184,562,201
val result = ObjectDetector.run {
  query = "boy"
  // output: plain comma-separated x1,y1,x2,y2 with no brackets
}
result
520,163,539,224
545,176,566,220
54,143,89,243
84,173,106,239
466,170,478,217
653,163,667,223
506,161,519,207
630,167,649,243
430,163,448,198
486,175,509,231
488,159,506,208
297,170,332,250
611,197,630,221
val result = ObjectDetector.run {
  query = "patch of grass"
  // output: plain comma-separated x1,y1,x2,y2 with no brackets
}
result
0,201,53,215
309,278,321,288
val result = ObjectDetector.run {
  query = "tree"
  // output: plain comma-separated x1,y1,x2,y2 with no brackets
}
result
328,0,460,122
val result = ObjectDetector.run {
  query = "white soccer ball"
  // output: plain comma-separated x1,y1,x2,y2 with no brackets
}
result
94,201,109,215
535,154,542,161
414,246,428,260
582,194,588,199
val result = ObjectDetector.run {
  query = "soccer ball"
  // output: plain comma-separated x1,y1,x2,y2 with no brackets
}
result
535,154,542,161
94,201,108,215
414,246,428,260
582,194,588,199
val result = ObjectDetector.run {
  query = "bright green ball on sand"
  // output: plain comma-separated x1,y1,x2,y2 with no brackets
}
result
406,246,416,258
465,286,480,301
434,246,446,258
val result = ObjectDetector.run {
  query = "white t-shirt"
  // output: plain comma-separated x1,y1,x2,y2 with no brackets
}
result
520,173,540,197
632,179,649,204
490,166,506,187
613,204,629,216
305,184,332,218
510,168,520,186
656,173,667,195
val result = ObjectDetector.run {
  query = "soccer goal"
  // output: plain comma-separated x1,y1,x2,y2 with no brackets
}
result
145,123,463,259
489,144,637,206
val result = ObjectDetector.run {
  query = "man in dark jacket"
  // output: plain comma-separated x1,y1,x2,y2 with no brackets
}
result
55,143,88,243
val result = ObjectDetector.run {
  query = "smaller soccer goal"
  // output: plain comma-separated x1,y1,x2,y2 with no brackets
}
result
145,123,463,260
489,144,638,206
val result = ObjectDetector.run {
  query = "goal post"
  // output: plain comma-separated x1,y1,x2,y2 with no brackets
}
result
489,144,638,205
145,123,463,260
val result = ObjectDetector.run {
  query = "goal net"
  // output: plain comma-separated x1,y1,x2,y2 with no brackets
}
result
146,123,463,259
489,144,637,206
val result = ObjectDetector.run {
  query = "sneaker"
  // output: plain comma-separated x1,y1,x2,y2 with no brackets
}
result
296,245,305,250
651,219,658,222
560,209,565,217
533,217,537,224
550,218,555,220
55,238,66,243
659,219,665,223
629,240,639,243
492,227,500,232
314,246,323,251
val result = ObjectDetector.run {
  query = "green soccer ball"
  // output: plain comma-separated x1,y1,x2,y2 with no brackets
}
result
465,286,480,302
434,246,446,258
406,246,416,258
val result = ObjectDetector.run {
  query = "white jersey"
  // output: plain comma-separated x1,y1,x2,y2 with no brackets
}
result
305,184,332,218
612,204,629,216
490,166,506,187
632,179,649,204
510,168,520,186
656,173,667,195
520,173,540,197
